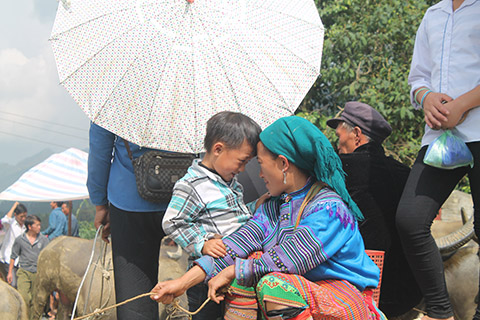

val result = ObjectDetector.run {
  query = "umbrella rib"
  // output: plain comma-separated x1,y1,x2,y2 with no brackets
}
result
195,14,244,111
51,7,132,39
57,26,140,86
140,27,181,147
196,2,321,111
200,0,322,66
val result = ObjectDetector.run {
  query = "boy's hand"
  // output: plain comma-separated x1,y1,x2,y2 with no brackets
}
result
422,92,453,129
202,239,227,258
255,192,271,211
151,279,186,304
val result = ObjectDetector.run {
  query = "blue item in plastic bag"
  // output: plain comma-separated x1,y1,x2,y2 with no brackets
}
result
423,130,474,169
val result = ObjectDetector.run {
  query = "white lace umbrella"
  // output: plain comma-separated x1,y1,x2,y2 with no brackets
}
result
51,0,324,153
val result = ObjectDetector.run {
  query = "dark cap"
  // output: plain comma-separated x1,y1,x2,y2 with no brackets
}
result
326,101,392,143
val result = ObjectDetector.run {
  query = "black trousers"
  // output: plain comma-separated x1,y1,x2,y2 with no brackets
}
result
110,205,165,320
396,142,480,318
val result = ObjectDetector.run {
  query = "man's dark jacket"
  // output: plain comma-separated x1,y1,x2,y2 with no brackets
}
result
340,142,422,317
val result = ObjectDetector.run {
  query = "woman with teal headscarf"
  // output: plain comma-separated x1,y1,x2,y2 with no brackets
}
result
152,116,386,319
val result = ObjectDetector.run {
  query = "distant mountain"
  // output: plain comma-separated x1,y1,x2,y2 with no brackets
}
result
0,148,54,193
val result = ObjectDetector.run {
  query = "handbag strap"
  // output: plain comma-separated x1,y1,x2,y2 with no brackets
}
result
294,181,326,230
122,139,134,162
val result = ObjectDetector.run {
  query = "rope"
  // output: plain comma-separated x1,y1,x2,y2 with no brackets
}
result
70,225,104,320
72,287,230,320
72,293,212,320
73,292,155,320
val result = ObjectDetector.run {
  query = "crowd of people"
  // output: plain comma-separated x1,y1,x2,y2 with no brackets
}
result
0,200,80,318
1,0,478,320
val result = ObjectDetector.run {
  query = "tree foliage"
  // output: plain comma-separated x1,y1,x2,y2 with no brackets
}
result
298,0,437,165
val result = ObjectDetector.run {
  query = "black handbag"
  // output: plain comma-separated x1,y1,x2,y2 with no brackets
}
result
124,140,196,203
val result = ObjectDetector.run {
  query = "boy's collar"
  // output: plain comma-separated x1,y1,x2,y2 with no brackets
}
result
197,160,235,185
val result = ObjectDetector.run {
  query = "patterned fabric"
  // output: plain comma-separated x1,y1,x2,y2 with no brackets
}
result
163,159,254,258
195,179,379,291
50,0,324,153
255,272,387,320
225,252,263,320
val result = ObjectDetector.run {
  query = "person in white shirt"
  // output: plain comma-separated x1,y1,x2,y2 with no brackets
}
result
396,1,480,320
0,202,27,288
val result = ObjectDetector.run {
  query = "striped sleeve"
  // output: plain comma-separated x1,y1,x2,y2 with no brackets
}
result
236,200,355,287
194,207,267,280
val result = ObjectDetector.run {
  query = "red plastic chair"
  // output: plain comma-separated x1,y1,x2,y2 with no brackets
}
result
365,250,385,306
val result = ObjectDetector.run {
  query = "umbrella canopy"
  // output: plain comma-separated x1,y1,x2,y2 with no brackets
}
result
0,148,89,202
50,0,324,153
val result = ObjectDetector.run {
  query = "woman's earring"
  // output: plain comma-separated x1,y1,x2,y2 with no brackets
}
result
283,170,287,184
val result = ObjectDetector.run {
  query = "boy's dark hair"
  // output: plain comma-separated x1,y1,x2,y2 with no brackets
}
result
14,203,27,215
55,201,65,207
25,215,41,231
204,111,262,155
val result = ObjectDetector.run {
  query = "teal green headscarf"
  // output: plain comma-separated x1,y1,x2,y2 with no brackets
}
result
260,116,363,221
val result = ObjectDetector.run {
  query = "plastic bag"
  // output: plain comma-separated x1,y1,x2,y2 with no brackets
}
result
423,130,474,169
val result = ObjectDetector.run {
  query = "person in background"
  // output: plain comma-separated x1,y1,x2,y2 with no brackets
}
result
396,1,480,319
8,215,49,316
42,201,66,240
61,203,79,237
326,101,422,317
0,202,27,288
87,122,169,320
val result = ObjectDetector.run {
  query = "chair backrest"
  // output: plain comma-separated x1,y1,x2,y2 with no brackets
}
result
365,250,385,306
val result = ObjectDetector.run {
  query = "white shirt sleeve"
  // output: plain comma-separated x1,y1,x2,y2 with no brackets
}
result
408,15,433,110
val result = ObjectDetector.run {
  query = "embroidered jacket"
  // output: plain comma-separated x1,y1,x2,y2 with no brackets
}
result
195,179,379,291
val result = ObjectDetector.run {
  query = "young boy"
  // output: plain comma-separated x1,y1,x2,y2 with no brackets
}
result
8,215,49,315
162,111,262,320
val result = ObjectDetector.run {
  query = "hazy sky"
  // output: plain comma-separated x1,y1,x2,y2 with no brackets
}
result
0,0,90,166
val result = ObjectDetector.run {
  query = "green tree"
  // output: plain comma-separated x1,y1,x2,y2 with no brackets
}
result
299,0,436,165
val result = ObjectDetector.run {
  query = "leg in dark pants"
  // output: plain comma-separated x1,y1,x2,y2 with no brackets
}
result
110,205,165,320
396,143,480,318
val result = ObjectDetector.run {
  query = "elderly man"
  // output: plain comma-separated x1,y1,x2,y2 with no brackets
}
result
327,101,421,317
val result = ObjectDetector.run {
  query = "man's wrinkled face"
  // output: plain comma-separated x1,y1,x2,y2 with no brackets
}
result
335,123,357,154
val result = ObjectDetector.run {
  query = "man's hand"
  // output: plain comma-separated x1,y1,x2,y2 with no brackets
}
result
94,205,110,243
208,265,235,304
151,279,188,304
202,239,227,258
6,271,12,284
422,92,453,129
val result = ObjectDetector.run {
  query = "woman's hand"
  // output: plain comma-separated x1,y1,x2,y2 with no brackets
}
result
440,99,467,129
207,265,235,304
151,265,207,304
422,91,452,129
202,239,227,258
151,279,187,304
